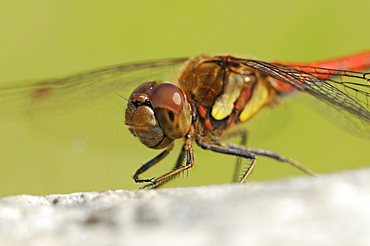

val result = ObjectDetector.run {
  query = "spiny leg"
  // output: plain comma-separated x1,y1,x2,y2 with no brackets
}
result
140,127,196,189
224,142,319,178
133,143,174,183
196,138,257,183
150,142,188,189
223,129,248,182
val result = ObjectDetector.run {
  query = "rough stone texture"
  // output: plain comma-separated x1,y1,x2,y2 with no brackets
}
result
1,168,370,246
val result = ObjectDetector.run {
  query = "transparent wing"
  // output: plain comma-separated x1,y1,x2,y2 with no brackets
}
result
0,58,187,151
232,58,370,138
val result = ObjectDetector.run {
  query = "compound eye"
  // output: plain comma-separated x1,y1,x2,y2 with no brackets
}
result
148,83,191,139
148,83,185,112
128,81,157,101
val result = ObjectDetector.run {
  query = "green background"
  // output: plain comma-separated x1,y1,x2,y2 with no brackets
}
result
0,1,369,196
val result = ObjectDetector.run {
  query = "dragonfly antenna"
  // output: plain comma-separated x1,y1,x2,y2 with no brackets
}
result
116,92,129,102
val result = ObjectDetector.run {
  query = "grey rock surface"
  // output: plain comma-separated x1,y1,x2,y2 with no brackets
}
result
1,168,370,246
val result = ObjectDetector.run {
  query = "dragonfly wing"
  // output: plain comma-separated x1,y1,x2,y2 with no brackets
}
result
0,58,187,151
236,59,370,139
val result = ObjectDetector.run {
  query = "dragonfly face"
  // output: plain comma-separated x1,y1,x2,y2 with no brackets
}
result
125,81,192,149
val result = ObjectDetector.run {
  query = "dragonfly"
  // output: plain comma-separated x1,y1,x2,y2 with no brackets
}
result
1,51,369,189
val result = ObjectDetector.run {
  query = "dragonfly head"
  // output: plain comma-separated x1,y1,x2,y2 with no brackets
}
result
125,82,192,149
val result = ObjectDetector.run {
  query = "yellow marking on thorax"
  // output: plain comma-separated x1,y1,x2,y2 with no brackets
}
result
211,77,244,120
240,82,269,122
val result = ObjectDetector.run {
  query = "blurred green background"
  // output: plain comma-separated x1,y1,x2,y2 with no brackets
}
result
0,0,369,196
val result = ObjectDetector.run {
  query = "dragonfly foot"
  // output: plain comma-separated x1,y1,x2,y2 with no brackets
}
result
139,182,157,189
134,177,155,183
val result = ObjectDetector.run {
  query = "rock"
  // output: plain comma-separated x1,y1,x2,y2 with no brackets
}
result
1,168,370,246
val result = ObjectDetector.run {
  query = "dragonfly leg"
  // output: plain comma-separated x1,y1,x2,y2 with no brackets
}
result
224,143,319,177
133,143,174,183
196,138,257,183
150,141,188,189
223,129,249,182
139,127,196,189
